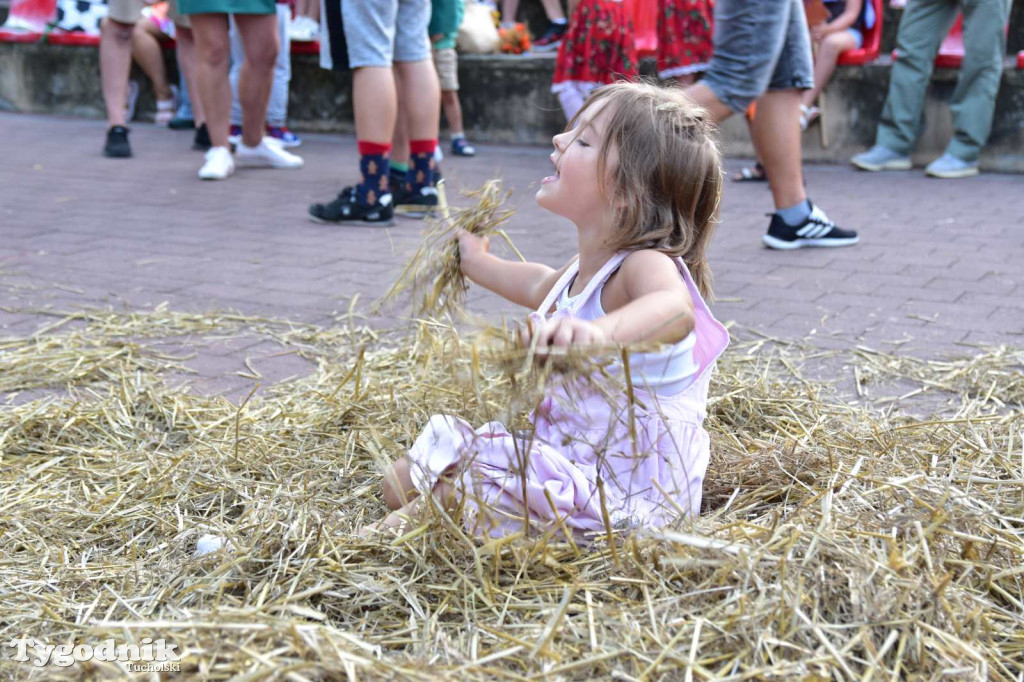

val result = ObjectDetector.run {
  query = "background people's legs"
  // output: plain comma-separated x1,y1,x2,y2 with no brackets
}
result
191,13,233,150
875,0,956,157
750,90,806,211
944,0,1010,163
688,0,857,248
267,3,293,129
131,20,173,102
234,13,278,148
100,18,134,128
100,14,137,157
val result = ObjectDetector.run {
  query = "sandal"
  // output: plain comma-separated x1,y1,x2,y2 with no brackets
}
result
732,162,768,182
800,105,820,131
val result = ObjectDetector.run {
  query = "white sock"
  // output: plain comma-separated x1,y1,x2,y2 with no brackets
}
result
451,132,465,140
557,89,585,122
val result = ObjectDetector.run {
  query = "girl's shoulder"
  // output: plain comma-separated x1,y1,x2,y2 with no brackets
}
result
618,249,683,278
602,250,691,308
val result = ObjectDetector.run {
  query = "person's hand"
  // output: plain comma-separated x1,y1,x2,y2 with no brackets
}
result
457,230,489,275
526,316,608,349
810,22,830,42
430,33,444,44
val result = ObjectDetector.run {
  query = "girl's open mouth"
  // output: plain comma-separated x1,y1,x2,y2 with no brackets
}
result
541,172,560,184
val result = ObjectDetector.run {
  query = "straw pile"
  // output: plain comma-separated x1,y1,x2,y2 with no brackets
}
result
1,308,1022,680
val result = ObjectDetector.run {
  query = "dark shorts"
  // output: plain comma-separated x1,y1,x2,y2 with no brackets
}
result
701,0,815,113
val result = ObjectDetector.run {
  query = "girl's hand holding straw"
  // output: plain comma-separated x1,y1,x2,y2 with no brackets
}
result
525,315,607,349
456,229,490,277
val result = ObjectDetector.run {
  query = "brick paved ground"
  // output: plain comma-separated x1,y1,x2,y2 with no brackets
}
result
1,113,1022,400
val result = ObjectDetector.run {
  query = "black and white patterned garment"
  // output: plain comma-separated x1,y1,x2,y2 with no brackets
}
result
54,0,107,33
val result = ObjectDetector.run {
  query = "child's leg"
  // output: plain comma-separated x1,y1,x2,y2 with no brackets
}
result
441,90,463,135
382,456,418,510
132,20,173,101
267,2,291,127
802,31,857,107
365,476,454,536
175,26,206,124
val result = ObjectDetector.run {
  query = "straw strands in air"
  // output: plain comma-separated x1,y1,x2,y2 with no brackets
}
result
378,180,521,319
0,309,1022,680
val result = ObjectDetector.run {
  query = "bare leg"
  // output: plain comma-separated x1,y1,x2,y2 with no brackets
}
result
802,31,856,108
234,13,279,147
132,21,172,101
382,457,418,510
394,59,440,141
539,0,566,22
175,27,205,124
500,0,519,23
441,90,464,135
191,14,232,147
297,0,319,20
686,80,805,209
353,67,397,144
682,82,734,123
100,17,135,127
750,89,806,209
363,479,455,536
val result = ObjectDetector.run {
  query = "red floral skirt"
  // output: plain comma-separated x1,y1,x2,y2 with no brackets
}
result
552,0,638,93
657,0,714,79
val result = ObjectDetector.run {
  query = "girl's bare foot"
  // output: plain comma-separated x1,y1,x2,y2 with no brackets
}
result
358,506,415,537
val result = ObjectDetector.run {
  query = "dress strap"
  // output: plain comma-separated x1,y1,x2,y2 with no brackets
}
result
534,258,580,320
533,252,629,320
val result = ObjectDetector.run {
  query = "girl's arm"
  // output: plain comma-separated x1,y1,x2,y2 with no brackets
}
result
824,0,863,32
530,251,695,348
458,231,574,310
593,250,695,344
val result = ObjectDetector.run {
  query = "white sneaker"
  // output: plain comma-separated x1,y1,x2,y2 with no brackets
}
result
235,137,304,169
288,15,319,41
198,146,235,180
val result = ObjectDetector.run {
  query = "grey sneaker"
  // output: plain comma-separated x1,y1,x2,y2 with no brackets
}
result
850,145,912,172
924,153,979,179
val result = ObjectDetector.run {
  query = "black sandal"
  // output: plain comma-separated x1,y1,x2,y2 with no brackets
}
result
732,162,768,182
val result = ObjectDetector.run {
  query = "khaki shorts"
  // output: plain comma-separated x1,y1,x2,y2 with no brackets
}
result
168,0,191,29
107,0,144,24
433,47,459,91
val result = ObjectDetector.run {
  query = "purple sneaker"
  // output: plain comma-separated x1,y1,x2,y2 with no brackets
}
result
266,125,302,148
451,137,476,157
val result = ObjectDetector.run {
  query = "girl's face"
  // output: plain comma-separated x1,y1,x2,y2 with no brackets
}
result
536,101,619,228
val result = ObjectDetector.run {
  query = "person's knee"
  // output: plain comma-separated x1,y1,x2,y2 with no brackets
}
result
247,43,279,73
198,38,230,68
822,33,852,56
103,17,134,42
382,459,411,511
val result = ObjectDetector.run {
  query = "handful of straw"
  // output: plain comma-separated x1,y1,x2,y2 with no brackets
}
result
377,180,524,318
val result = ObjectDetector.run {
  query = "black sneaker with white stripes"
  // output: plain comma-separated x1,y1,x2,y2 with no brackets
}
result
762,201,859,250
309,186,394,226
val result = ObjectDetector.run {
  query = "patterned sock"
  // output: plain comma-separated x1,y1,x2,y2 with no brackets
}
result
407,139,438,194
356,141,391,206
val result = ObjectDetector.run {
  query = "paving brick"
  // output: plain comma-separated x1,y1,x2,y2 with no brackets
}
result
1,111,1021,387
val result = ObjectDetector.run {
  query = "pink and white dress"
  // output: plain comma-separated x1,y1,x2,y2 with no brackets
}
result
406,252,729,538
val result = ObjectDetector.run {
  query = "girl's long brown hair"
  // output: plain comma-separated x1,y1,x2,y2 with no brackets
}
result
569,81,724,299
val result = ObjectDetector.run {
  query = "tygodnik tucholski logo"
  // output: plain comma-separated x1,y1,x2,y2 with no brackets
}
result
7,636,181,672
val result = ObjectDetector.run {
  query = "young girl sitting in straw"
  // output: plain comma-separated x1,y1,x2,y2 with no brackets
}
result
372,81,730,539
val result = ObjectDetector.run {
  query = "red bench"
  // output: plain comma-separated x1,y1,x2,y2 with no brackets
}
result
837,0,884,66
